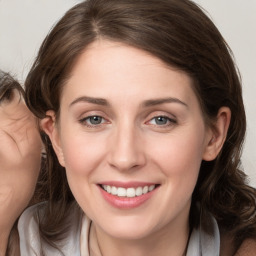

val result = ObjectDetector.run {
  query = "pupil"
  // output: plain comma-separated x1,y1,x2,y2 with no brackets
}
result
156,116,167,125
90,116,102,124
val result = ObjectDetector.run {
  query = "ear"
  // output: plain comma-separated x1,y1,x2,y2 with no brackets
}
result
203,107,231,161
40,110,66,167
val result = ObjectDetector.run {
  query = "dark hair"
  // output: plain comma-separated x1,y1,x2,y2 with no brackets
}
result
0,71,24,102
25,0,256,250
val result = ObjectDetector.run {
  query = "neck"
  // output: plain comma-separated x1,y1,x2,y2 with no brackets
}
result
0,231,9,256
91,215,190,256
0,227,20,256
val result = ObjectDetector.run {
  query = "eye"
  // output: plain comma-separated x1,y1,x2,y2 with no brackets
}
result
87,116,103,125
148,116,176,126
79,115,107,126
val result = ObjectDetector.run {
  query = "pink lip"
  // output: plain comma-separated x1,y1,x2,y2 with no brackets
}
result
98,183,159,209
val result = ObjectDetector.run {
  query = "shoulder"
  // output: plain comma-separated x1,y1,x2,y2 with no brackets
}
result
18,202,89,256
18,202,46,255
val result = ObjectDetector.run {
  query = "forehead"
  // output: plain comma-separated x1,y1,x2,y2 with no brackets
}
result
61,40,198,108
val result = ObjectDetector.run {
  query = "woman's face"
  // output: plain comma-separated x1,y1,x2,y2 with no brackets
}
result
50,40,214,240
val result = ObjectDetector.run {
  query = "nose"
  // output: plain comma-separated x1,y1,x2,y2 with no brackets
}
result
107,123,146,172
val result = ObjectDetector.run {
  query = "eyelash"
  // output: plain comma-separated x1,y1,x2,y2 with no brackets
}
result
146,115,177,127
79,114,177,129
79,115,108,128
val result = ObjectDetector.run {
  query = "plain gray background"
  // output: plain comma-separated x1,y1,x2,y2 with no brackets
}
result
0,0,255,186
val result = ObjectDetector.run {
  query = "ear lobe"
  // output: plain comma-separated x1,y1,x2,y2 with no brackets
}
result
40,110,66,167
203,107,231,161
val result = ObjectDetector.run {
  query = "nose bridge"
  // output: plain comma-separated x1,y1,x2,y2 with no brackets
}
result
108,118,145,171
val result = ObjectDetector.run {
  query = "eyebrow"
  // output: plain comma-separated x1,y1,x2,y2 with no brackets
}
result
142,97,188,108
69,96,188,108
69,96,109,107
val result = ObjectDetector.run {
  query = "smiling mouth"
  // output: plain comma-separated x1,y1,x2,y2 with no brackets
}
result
100,184,159,198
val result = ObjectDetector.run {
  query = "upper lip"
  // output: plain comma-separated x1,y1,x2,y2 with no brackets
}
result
98,181,159,188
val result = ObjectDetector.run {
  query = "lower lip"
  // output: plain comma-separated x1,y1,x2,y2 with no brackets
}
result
99,186,159,209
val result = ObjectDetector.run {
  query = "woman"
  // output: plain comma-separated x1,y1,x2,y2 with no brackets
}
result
0,71,42,256
19,0,256,255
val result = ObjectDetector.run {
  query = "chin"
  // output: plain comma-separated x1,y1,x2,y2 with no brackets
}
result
96,215,159,240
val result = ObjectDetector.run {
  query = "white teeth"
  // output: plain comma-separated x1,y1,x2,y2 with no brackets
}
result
135,187,143,196
111,186,118,195
117,187,126,197
102,184,156,198
149,185,155,192
127,188,136,197
142,186,149,194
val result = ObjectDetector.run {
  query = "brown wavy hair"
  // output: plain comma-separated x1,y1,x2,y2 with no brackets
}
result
25,0,256,250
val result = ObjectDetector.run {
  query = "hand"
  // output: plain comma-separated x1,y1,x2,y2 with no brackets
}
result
0,88,42,251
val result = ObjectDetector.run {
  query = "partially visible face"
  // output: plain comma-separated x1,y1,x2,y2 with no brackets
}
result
52,40,213,240
0,90,41,232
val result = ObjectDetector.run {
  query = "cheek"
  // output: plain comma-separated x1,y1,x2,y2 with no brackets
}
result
60,129,107,176
148,127,205,184
147,129,205,218
0,164,40,224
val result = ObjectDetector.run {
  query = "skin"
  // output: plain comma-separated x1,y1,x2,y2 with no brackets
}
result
0,90,42,256
42,40,231,256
